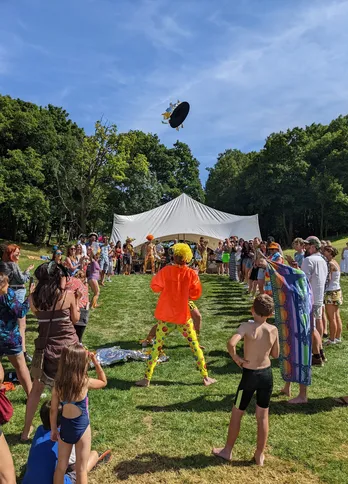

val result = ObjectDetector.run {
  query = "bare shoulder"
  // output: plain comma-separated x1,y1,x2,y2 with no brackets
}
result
264,322,277,333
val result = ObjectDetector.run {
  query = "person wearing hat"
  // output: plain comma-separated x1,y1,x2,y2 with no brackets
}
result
302,236,328,366
136,243,216,388
123,238,134,275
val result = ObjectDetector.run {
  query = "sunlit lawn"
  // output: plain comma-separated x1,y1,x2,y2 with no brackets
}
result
1,240,348,483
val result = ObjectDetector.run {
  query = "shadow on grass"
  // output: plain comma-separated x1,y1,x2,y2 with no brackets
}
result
114,452,253,479
137,394,235,412
106,378,203,391
270,397,342,415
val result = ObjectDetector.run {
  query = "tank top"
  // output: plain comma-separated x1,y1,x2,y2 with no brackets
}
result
326,268,340,291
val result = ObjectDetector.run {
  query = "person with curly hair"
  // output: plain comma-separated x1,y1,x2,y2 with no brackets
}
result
136,243,216,387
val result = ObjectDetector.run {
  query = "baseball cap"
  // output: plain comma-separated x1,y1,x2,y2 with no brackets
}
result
268,242,279,250
303,236,321,249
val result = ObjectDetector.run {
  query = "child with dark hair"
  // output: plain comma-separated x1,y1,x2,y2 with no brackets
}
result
213,294,279,466
23,400,111,484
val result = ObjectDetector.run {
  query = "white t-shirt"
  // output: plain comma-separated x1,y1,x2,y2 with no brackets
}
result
302,253,328,306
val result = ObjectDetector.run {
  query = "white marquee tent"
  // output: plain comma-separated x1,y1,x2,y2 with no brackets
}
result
111,193,261,249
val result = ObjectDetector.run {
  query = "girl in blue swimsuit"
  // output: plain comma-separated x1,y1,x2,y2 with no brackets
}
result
50,344,107,484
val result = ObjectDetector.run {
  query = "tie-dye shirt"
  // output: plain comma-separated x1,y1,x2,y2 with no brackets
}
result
0,288,29,350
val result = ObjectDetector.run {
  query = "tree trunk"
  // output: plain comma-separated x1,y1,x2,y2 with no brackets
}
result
320,203,324,240
80,195,86,234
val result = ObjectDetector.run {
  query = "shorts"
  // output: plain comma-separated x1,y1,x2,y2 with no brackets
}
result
0,344,22,357
257,268,265,280
75,308,89,327
324,290,343,306
312,305,323,320
216,260,223,264
13,288,26,304
249,267,259,281
123,255,132,265
100,259,109,272
234,366,273,411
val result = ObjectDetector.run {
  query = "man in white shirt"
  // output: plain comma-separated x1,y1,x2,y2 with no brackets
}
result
302,236,328,366
78,234,87,257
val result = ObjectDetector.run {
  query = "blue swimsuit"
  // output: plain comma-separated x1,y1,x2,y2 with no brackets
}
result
60,396,90,444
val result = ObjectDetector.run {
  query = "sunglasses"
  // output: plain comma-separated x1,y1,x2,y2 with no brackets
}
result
70,247,76,250
56,252,62,256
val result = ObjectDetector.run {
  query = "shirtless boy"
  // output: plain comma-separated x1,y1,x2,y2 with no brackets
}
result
213,294,279,466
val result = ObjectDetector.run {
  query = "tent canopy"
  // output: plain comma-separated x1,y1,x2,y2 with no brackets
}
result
111,193,261,249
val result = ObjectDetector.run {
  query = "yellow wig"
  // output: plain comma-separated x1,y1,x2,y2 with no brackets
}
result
173,243,193,263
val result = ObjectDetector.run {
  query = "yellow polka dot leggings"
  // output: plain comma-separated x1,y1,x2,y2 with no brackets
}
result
145,320,209,381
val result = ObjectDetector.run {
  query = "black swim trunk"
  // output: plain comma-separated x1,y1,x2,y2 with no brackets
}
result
234,367,273,411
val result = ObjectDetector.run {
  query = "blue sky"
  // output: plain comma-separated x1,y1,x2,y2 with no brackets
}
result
1,0,348,184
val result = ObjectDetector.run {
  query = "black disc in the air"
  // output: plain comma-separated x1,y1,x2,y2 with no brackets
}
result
169,101,190,128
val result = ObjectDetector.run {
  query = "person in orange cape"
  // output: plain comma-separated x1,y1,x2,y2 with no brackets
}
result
136,243,216,387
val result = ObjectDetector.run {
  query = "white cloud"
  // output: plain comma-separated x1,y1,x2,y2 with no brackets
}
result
123,0,348,172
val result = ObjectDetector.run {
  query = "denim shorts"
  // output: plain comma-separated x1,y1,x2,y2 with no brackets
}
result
0,343,22,357
100,259,109,272
13,288,26,304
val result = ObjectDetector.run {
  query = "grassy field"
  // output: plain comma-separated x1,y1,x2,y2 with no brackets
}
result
2,240,348,483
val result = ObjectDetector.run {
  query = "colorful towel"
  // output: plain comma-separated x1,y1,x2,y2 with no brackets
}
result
267,261,312,386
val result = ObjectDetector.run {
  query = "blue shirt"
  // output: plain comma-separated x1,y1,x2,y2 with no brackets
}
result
294,251,304,268
0,288,29,349
23,426,71,484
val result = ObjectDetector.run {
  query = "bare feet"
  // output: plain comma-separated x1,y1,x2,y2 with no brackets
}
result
203,376,217,386
135,378,150,387
21,425,34,442
287,395,308,404
280,387,291,397
212,447,232,462
254,451,265,466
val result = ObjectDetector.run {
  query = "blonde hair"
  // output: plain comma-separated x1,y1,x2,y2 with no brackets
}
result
0,273,9,290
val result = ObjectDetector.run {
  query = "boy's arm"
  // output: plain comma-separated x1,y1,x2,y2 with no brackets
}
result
150,269,164,293
50,388,59,442
227,326,250,368
270,329,280,359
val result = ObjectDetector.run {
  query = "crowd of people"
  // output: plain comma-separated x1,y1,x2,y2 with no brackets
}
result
0,231,347,481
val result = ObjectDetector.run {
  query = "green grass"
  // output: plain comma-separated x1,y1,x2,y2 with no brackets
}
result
2,240,348,483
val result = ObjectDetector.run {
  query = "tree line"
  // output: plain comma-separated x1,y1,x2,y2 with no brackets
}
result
205,118,348,246
0,95,204,244
1,93,348,246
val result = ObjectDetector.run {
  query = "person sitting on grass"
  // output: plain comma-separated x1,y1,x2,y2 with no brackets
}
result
51,344,108,484
213,294,279,466
23,400,111,484
136,243,216,387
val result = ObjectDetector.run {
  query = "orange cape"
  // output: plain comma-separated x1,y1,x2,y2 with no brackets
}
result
151,265,202,325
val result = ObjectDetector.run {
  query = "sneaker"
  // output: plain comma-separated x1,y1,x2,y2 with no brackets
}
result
323,333,328,339
335,338,342,344
324,339,336,346
312,355,324,366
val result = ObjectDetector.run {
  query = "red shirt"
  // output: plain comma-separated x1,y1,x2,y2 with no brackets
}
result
151,265,202,325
